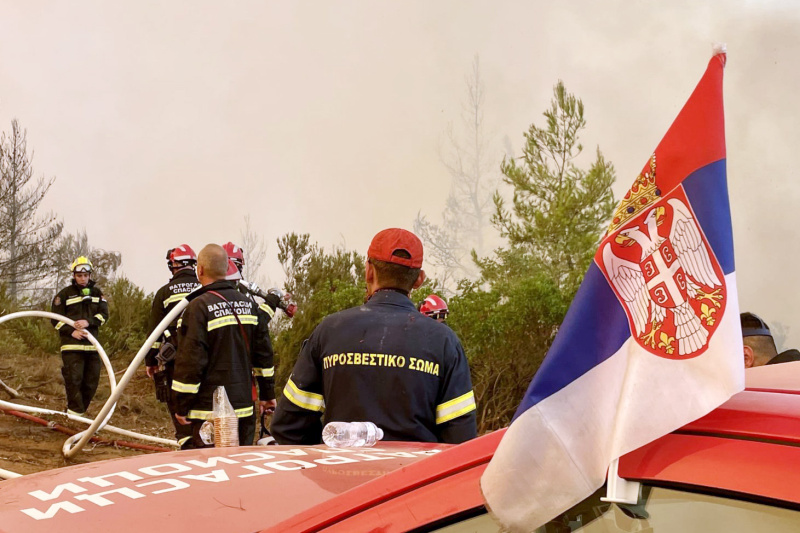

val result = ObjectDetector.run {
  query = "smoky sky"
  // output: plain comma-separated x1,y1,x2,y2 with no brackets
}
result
1,1,798,348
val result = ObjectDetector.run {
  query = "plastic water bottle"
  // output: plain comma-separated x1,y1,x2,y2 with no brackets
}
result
199,420,215,445
212,386,239,447
322,421,384,448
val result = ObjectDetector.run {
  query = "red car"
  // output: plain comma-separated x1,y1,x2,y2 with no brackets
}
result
1,363,799,532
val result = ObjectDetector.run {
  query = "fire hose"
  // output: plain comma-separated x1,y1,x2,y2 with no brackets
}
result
0,400,177,447
59,299,189,458
0,282,294,478
1,409,172,452
0,303,187,473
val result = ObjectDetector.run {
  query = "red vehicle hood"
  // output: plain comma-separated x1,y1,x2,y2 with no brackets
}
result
0,442,447,533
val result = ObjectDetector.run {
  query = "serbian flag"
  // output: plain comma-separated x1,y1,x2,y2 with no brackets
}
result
481,48,744,532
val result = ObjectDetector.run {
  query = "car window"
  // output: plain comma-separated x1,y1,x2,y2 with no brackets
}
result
537,485,800,532
425,484,800,533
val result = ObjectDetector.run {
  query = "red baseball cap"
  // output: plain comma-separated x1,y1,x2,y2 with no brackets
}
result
367,228,423,269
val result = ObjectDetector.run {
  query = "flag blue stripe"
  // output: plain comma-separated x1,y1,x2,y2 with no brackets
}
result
682,159,735,274
513,264,629,418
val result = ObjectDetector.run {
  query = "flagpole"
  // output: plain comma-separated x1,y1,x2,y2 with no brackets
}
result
600,458,640,505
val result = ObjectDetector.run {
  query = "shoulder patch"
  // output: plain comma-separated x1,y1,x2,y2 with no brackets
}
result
53,296,61,306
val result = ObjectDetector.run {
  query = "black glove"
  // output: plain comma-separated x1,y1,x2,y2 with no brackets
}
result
264,293,281,311
258,411,276,445
153,369,171,403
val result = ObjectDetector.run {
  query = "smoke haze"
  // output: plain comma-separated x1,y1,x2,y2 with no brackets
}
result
1,0,798,348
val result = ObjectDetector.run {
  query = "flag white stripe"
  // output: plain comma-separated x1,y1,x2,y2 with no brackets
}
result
482,272,743,532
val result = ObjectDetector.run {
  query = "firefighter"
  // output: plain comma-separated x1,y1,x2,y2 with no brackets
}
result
222,241,279,422
145,244,200,447
51,256,109,416
171,244,275,448
222,241,284,323
419,294,449,323
271,228,477,445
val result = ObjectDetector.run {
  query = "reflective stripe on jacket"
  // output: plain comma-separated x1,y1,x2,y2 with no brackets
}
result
51,280,108,352
145,269,200,367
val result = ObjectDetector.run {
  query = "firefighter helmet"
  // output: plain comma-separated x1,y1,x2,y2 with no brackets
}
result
70,256,93,273
419,294,448,321
225,258,242,281
222,242,245,270
166,244,197,268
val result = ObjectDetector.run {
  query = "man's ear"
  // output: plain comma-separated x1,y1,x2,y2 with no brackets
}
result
365,261,375,284
412,269,426,290
196,264,204,279
744,344,755,368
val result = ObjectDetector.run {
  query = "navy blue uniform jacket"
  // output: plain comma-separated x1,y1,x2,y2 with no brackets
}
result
271,290,477,444
51,280,108,353
145,268,200,367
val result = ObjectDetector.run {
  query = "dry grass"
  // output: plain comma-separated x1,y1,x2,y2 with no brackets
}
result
0,346,176,474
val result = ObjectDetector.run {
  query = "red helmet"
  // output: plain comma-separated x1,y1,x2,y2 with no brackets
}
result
166,244,197,267
222,242,245,269
419,294,448,321
225,258,242,281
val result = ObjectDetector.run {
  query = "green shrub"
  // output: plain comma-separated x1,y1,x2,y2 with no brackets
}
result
0,284,59,355
272,234,365,395
449,272,570,433
98,276,152,357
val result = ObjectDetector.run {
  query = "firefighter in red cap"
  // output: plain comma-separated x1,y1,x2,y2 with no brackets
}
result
145,244,200,447
271,228,477,445
51,256,109,416
419,294,449,323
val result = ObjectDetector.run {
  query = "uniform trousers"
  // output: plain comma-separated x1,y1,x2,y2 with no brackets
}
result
160,364,194,447
61,351,101,415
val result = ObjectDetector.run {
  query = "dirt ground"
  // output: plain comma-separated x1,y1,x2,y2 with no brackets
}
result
0,349,176,476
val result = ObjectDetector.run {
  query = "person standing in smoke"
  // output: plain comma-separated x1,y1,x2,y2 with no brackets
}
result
145,244,201,448
51,257,109,417
172,244,275,448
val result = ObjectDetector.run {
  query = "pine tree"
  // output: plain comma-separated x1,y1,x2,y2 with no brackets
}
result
415,56,500,290
0,120,63,302
239,214,270,288
492,81,616,293
457,81,617,431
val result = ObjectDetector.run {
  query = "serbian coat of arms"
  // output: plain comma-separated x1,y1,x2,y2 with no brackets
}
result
599,156,726,359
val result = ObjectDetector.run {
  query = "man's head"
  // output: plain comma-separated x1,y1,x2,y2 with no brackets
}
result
365,228,426,296
196,244,229,286
166,244,197,274
70,256,92,287
742,312,778,368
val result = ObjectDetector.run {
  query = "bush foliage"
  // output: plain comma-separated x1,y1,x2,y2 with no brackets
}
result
0,276,151,362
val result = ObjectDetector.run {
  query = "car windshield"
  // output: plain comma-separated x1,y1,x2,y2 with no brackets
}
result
537,485,800,533
428,484,800,532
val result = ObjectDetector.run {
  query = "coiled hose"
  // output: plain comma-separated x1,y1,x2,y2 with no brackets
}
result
0,301,188,476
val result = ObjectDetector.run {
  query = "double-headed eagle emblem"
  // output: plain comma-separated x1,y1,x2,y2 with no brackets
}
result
601,156,726,359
